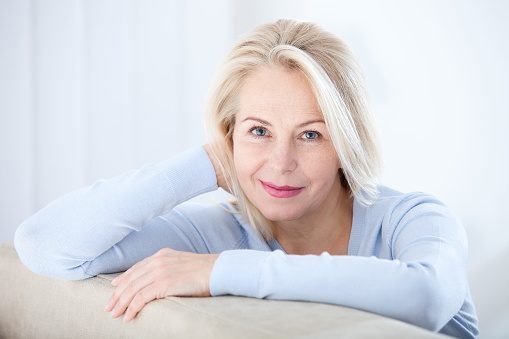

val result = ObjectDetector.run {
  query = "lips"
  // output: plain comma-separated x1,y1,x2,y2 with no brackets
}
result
260,181,304,198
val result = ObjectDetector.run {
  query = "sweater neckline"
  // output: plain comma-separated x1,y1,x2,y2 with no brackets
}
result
269,196,363,256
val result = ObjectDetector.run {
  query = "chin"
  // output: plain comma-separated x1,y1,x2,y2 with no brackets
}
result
258,205,304,222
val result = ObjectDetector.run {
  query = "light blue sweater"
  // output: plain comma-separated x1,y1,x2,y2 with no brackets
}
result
15,147,478,338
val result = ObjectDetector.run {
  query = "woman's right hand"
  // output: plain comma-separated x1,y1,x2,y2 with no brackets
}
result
105,248,220,322
203,144,229,192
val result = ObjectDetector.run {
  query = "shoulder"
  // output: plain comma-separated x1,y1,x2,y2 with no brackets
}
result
365,185,452,221
359,185,465,239
366,185,467,250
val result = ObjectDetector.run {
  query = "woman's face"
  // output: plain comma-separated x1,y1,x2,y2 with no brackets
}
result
232,66,343,222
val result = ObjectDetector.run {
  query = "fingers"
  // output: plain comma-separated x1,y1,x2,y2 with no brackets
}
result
108,278,147,318
106,249,171,312
105,262,155,315
123,284,159,322
105,249,174,320
104,249,219,322
105,272,142,312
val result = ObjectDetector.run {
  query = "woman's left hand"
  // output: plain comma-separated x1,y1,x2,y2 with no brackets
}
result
104,248,220,322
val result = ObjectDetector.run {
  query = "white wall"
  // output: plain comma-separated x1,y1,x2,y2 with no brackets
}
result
0,0,235,240
1,0,508,337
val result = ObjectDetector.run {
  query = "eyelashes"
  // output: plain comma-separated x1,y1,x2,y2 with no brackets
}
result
247,125,322,142
301,131,320,140
249,126,268,138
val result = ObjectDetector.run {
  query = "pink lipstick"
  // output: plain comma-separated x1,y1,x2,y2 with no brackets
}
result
260,181,304,198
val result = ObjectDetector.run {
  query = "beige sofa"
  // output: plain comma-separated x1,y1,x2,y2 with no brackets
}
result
0,242,450,338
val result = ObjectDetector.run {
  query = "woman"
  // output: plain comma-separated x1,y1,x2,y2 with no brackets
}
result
15,19,478,338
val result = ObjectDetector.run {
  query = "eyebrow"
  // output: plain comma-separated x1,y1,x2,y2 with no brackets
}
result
241,117,325,128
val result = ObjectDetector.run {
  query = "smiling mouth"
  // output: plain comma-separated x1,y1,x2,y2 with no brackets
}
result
260,181,305,198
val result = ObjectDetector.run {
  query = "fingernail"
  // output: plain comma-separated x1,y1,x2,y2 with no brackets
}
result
105,299,114,311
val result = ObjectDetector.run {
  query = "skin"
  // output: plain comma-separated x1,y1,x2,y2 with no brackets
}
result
105,66,353,322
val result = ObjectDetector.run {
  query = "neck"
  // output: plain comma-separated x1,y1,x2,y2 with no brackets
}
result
273,183,353,256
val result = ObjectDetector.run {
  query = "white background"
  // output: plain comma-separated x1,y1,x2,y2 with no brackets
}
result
1,1,507,337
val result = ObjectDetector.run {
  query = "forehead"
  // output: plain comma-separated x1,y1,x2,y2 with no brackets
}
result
237,67,323,121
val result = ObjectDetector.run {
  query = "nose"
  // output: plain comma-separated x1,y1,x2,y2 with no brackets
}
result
268,138,298,174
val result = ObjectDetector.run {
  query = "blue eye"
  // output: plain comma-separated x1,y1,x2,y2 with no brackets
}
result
302,131,319,140
251,127,267,137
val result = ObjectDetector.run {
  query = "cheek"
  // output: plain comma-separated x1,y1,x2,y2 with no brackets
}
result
309,160,337,183
304,147,340,185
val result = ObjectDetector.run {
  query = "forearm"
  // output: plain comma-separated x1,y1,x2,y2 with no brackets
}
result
14,147,218,279
210,248,466,331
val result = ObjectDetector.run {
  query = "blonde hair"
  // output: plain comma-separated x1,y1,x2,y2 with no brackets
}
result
205,19,382,240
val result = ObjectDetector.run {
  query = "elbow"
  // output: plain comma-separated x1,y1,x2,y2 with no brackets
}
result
14,219,89,280
412,288,450,332
15,219,45,275
403,266,465,332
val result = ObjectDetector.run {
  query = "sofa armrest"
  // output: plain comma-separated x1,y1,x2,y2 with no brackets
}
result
0,242,449,338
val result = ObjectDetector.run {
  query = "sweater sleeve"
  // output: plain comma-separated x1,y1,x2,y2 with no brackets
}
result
14,146,218,280
209,195,469,333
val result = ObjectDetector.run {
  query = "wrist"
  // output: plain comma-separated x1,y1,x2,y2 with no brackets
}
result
202,144,228,190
